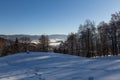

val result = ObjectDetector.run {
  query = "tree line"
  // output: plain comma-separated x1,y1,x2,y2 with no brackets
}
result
1,11,120,58
54,12,120,58
0,35,49,57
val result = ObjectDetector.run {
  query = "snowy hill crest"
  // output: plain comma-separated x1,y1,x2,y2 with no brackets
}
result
0,52,120,80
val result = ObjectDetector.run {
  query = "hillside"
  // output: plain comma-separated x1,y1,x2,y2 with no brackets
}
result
0,52,120,80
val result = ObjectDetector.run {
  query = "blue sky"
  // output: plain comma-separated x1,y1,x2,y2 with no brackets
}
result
0,0,120,35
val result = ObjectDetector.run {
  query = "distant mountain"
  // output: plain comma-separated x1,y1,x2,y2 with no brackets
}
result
49,34,67,40
0,34,67,41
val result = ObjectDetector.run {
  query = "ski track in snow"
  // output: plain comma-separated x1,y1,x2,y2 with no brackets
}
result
0,52,120,80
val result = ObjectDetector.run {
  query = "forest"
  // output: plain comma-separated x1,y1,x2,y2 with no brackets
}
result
54,12,120,57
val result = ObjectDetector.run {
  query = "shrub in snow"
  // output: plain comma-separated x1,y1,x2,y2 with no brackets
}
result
27,50,30,54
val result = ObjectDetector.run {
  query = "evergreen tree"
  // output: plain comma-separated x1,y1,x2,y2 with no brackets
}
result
13,38,19,53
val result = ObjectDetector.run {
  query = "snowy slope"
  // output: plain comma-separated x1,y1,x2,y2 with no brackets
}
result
0,52,120,80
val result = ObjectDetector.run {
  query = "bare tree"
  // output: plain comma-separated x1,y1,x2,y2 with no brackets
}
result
19,37,31,52
109,12,120,55
39,35,49,52
98,22,109,56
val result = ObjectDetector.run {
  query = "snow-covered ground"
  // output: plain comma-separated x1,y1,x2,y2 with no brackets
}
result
0,52,120,80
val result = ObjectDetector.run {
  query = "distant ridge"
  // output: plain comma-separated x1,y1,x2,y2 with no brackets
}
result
0,34,67,41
